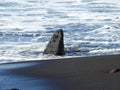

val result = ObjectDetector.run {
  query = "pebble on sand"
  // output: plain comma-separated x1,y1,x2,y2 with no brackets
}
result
109,68,120,74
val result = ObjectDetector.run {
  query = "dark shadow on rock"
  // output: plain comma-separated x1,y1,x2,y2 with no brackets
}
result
43,29,64,56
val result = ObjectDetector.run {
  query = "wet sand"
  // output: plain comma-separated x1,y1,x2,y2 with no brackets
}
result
0,54,120,90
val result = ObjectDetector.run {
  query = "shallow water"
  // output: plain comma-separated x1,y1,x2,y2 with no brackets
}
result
0,0,120,63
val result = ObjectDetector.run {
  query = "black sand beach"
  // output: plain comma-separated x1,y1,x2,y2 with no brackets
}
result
0,54,120,90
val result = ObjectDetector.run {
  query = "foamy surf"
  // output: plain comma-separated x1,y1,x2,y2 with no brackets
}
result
0,0,120,63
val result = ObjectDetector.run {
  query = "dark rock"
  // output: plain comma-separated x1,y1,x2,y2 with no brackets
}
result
109,68,120,74
6,88,19,90
44,29,64,55
116,17,119,19
11,88,19,90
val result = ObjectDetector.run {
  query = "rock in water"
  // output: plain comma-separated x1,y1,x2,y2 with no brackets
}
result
44,29,64,55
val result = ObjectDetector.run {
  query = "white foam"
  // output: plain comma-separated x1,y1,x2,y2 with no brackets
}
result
1,0,28,4
90,48,120,53
0,0,120,63
94,0,120,5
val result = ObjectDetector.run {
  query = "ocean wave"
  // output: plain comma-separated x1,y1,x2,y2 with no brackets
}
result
0,0,120,63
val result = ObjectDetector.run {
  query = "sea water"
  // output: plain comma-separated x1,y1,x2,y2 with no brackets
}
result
0,0,120,63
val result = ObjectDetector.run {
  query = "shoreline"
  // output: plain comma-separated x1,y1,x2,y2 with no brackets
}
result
0,54,120,90
1,54,119,65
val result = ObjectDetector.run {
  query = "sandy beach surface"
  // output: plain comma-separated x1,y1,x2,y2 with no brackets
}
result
0,54,120,90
